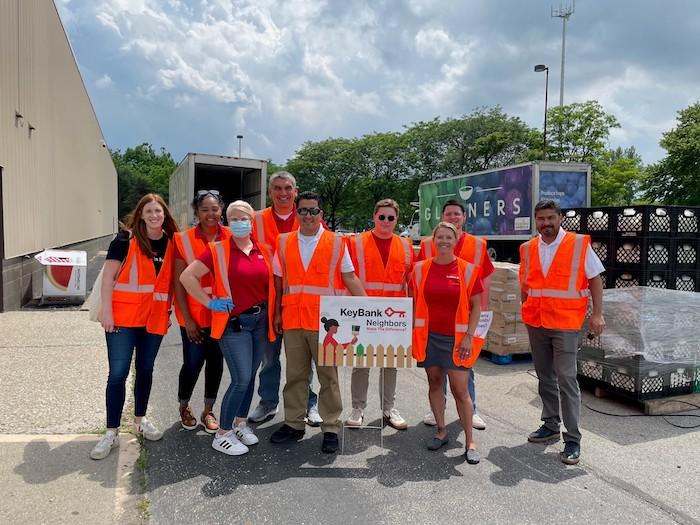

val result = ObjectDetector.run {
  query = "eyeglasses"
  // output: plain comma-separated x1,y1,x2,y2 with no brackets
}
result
377,214,396,222
197,190,220,199
297,207,321,216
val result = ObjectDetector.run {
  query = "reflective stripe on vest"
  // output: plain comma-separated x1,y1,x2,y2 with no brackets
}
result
212,241,233,299
354,234,411,292
414,260,474,330
255,212,266,245
280,232,343,295
175,231,196,264
522,233,590,299
424,239,433,259
113,258,155,293
473,237,483,267
153,292,169,301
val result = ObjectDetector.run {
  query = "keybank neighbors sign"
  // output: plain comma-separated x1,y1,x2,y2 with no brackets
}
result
318,297,414,368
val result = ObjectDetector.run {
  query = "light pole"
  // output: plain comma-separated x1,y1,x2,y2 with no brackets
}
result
534,64,549,160
236,134,243,158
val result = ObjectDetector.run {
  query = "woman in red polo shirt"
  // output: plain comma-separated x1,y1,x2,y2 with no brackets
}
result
180,200,272,456
411,221,483,464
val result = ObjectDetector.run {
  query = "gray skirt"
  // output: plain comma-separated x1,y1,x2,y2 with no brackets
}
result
417,331,469,370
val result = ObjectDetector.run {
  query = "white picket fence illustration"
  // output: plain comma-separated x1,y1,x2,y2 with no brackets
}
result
317,343,415,368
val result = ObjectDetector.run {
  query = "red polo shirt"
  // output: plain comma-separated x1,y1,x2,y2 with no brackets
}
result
198,238,269,316
425,259,483,335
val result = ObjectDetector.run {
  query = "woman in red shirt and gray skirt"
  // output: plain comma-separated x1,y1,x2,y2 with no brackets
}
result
411,221,483,464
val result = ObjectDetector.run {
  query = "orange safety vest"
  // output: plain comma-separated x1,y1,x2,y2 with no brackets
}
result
253,207,299,251
277,230,346,331
112,236,175,335
173,226,231,328
348,232,413,297
208,239,276,341
421,232,487,269
519,231,591,330
412,258,484,367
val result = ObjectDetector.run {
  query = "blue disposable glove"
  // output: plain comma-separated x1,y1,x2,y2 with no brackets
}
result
208,298,234,313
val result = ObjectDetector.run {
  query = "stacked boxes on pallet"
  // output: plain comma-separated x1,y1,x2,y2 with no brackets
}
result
486,262,529,356
576,287,700,401
561,205,700,291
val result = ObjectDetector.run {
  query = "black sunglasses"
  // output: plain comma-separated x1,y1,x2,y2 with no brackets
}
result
378,214,396,222
297,207,321,216
197,190,220,198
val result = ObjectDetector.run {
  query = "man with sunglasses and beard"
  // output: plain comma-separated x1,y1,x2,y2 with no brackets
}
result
344,199,414,431
269,191,366,453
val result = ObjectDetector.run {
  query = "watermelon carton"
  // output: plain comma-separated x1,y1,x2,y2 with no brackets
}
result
34,250,87,305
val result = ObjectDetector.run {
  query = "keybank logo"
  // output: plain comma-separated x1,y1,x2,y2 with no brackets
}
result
339,307,407,318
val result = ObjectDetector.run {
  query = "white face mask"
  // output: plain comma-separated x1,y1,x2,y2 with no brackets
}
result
229,220,252,238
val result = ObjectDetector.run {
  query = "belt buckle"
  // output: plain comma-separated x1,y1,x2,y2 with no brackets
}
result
251,305,262,315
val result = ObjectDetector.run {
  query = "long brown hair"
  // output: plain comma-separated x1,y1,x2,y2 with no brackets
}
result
124,193,179,257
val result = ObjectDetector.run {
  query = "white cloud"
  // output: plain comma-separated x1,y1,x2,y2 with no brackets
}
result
95,74,113,88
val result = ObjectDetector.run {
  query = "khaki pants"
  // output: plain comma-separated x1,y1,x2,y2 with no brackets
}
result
283,329,342,434
350,368,397,412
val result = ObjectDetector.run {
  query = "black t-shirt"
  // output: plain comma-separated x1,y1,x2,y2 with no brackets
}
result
106,230,169,275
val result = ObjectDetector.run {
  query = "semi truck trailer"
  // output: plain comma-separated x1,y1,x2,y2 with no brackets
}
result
169,153,267,228
412,161,591,261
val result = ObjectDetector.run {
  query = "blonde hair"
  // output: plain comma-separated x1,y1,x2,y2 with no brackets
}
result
226,200,255,220
374,198,400,216
432,221,459,239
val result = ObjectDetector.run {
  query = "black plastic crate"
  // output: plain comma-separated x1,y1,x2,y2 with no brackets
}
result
672,238,699,270
607,268,672,289
590,235,613,267
611,238,673,270
667,365,695,396
672,270,699,292
586,208,613,235
673,207,700,238
561,208,586,233
604,355,667,401
614,206,673,237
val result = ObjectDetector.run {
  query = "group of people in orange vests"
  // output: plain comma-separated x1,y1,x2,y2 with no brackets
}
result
90,170,605,467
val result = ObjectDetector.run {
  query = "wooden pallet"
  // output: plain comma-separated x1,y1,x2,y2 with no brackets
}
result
582,378,700,415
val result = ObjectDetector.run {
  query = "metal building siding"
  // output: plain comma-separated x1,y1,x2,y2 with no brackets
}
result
0,0,117,258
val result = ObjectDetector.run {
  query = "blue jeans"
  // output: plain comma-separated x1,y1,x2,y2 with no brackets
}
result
442,368,477,412
177,327,224,406
257,334,318,410
218,310,267,430
105,327,163,429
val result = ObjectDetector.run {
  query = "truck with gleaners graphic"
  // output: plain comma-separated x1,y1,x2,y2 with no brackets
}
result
406,161,591,261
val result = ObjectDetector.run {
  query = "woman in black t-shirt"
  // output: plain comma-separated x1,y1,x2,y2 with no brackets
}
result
90,193,179,461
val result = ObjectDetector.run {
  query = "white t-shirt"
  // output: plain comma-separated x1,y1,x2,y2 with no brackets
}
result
272,227,354,276
538,227,605,279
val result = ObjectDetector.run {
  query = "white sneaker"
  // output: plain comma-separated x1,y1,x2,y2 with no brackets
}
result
345,408,364,427
248,403,278,423
383,408,408,430
234,422,259,446
306,405,323,427
90,430,119,460
423,411,437,426
212,430,249,456
472,413,486,430
134,418,163,441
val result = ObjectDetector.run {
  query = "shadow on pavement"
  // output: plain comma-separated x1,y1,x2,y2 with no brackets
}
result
486,442,585,487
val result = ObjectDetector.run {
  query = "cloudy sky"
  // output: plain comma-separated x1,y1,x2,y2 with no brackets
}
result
56,0,700,167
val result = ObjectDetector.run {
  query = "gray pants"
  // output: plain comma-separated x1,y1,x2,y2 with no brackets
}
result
350,368,397,412
526,326,582,445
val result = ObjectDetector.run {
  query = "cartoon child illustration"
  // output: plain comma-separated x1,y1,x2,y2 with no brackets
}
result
321,317,358,365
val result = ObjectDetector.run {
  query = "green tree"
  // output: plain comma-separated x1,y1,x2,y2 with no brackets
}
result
546,101,620,162
593,147,644,205
642,102,700,204
286,138,362,230
112,143,177,220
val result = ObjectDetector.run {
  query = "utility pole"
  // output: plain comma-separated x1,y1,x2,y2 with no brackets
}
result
552,1,575,106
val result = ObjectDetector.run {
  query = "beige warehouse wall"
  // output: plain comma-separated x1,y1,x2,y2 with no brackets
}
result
0,0,117,258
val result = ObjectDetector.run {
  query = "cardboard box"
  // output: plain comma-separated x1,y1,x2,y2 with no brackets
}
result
34,250,87,305
491,262,520,282
488,331,529,346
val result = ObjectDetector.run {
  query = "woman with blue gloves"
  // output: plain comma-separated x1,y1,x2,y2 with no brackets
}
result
180,200,275,456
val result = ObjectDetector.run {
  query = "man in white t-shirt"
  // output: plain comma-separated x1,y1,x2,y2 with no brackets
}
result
269,191,366,454
519,199,605,465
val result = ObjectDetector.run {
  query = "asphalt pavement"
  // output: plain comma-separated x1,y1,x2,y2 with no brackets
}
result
143,326,700,525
